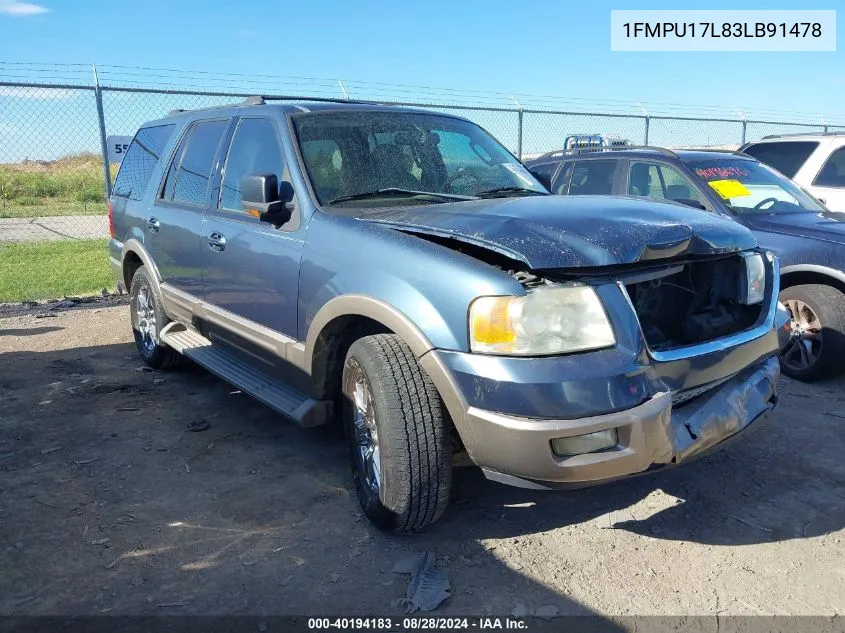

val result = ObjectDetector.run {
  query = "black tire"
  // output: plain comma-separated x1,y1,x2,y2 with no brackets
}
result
128,265,183,370
342,334,452,532
779,283,845,381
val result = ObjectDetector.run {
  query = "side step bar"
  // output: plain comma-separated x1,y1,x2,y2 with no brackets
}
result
160,322,332,428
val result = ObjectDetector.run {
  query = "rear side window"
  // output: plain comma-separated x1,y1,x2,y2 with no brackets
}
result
112,124,175,200
813,147,845,188
568,160,616,195
220,118,284,212
162,119,228,207
742,141,818,178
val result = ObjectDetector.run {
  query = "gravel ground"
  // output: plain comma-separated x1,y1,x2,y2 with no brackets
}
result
1,302,844,621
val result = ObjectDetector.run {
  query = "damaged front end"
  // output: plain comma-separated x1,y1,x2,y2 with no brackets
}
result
419,245,785,489
666,357,778,464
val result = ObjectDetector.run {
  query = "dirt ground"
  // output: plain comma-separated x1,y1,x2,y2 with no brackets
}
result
1,300,844,620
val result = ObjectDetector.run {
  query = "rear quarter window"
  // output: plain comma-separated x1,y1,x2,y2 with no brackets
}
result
112,124,175,201
742,141,819,179
813,146,845,188
525,161,558,190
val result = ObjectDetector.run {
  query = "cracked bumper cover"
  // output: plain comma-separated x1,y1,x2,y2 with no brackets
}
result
422,354,779,489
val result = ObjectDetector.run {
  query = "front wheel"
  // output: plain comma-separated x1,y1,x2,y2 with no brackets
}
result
342,334,452,532
779,283,845,381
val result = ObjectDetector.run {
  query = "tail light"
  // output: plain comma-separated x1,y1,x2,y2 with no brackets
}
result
108,199,116,238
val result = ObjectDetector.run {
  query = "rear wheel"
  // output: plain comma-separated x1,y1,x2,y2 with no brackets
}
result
342,334,452,532
129,265,182,370
779,283,845,381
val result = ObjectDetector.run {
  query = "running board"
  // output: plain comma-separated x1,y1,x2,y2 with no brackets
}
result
160,322,331,428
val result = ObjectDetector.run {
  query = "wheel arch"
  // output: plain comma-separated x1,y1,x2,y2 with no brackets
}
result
121,238,163,290
780,264,845,295
304,295,437,401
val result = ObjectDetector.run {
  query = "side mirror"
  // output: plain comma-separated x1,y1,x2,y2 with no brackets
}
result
529,169,552,191
674,198,707,211
241,173,292,225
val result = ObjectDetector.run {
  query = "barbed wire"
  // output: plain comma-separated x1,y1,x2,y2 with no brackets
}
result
1,61,844,125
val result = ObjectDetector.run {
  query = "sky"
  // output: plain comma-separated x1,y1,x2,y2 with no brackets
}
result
0,0,843,161
0,0,843,116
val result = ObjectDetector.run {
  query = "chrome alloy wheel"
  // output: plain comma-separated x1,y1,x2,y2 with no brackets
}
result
345,361,381,494
134,283,158,354
780,298,822,372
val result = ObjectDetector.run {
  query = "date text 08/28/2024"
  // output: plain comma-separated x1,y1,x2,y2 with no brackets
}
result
306,618,527,630
622,22,822,39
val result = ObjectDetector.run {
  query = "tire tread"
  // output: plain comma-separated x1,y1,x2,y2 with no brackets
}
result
347,334,451,532
780,283,845,381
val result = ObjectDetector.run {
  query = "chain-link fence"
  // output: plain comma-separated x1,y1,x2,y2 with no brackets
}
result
0,79,840,300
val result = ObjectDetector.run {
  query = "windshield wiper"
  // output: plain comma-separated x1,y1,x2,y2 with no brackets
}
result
328,188,475,205
474,187,550,199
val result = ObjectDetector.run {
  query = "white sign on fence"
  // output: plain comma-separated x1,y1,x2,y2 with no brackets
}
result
106,135,134,164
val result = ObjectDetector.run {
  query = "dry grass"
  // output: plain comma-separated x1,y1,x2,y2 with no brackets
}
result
0,153,113,218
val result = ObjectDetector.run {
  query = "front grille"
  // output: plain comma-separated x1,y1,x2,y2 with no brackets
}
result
625,255,765,352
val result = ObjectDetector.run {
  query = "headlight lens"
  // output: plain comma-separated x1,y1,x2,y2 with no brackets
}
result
740,252,766,305
469,284,616,355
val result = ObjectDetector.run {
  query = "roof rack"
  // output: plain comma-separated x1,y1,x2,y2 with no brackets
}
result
531,146,678,161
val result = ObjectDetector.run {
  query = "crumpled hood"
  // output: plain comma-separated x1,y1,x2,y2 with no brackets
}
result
360,195,757,270
740,211,845,246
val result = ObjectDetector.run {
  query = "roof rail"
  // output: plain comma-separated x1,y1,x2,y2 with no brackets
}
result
167,95,267,116
258,94,374,105
671,147,743,154
761,131,843,140
166,94,384,117
530,149,568,161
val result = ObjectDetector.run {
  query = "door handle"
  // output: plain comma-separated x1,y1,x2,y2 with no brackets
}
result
147,217,161,232
208,232,226,252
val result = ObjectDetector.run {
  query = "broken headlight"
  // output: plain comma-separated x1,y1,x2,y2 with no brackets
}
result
739,252,766,305
469,284,616,356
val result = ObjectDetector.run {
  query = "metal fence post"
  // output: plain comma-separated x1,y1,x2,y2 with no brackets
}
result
735,109,747,145
512,96,524,160
92,64,113,198
338,79,350,101
638,103,649,145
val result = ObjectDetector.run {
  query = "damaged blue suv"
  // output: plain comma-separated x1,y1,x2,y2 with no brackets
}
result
108,99,787,531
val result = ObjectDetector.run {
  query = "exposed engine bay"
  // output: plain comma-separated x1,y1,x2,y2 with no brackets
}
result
620,256,764,350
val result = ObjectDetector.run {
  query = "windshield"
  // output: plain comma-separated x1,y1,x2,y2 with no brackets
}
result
292,110,546,207
684,158,825,215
